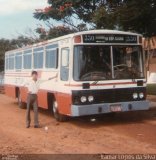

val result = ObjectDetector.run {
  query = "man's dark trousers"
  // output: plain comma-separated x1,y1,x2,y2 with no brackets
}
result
26,94,39,127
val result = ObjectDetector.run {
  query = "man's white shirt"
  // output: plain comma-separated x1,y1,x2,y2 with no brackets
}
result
22,75,57,94
24,80,40,94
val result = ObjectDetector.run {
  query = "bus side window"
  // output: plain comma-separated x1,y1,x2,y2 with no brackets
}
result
24,49,32,69
45,47,58,69
9,54,15,70
15,52,22,70
61,48,69,81
33,47,44,69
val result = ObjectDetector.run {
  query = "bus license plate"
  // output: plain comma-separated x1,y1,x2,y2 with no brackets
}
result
110,105,122,112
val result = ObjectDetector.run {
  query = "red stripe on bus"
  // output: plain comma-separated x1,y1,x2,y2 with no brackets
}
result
5,72,29,74
5,75,31,77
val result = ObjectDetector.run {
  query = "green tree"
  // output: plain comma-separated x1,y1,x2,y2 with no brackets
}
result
34,0,156,37
0,36,35,71
0,39,15,71
36,25,77,40
117,0,156,37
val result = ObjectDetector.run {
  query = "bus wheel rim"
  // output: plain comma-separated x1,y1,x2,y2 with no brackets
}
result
53,101,58,113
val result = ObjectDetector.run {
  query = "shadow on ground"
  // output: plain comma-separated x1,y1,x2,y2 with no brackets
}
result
37,104,156,129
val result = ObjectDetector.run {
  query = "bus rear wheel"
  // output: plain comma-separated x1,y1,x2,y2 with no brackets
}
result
17,90,26,109
52,100,67,122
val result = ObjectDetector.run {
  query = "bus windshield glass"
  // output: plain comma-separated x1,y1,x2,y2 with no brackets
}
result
73,45,144,81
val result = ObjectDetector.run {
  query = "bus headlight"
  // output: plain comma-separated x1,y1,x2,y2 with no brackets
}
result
133,93,138,99
139,93,144,99
88,96,94,102
80,96,87,103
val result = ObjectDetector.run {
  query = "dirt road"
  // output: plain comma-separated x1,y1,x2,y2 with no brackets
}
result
0,94,156,154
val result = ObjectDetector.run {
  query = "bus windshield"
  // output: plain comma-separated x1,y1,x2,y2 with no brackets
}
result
73,45,144,81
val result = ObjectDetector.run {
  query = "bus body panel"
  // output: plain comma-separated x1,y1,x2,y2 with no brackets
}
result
37,89,49,109
56,92,72,115
5,84,16,98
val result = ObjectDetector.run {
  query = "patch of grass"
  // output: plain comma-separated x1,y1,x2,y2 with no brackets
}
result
147,84,156,95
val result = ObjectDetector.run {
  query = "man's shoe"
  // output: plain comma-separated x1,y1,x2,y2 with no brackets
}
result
26,125,30,128
34,125,40,128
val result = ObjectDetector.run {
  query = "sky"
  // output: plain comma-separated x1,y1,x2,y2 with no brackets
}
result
0,0,48,39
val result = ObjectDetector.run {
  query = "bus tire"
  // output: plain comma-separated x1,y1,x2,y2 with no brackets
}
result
17,90,26,109
52,100,67,122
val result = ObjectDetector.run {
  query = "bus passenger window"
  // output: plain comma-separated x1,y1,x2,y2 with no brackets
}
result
61,48,69,81
46,48,58,69
8,54,15,70
24,50,32,69
15,52,22,70
33,47,44,69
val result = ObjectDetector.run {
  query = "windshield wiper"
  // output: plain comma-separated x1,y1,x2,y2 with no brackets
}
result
92,81,99,85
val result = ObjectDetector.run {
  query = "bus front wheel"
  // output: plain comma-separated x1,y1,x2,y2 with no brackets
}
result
52,100,67,122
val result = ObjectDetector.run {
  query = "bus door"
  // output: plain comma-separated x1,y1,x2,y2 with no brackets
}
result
60,48,70,81
58,47,71,115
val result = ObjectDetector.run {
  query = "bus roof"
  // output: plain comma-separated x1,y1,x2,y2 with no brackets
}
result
74,29,142,36
5,29,142,54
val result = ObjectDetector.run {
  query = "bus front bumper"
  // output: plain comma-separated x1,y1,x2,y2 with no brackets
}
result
71,100,149,117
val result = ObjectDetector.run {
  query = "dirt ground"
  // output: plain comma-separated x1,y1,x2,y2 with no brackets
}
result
0,94,156,155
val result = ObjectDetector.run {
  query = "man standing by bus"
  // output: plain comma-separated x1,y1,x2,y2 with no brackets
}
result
25,71,56,128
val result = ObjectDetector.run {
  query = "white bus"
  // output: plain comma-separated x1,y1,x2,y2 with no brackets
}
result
4,30,149,121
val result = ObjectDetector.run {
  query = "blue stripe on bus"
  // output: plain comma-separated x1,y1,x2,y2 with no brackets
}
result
46,44,58,49
33,47,44,52
24,49,32,54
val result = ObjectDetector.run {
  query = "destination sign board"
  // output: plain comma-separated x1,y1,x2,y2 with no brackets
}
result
83,34,138,43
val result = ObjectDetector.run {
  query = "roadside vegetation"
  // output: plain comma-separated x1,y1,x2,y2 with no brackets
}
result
147,84,156,95
0,0,156,71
